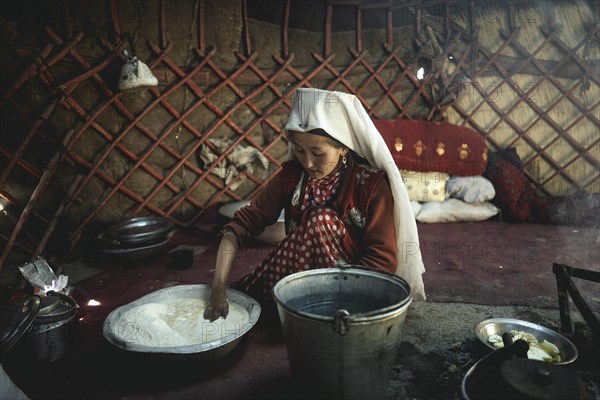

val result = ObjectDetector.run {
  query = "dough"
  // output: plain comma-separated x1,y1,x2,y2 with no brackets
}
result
111,298,250,348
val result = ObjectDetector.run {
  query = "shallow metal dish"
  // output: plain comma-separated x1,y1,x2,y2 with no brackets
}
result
102,284,261,360
473,317,578,365
104,216,174,245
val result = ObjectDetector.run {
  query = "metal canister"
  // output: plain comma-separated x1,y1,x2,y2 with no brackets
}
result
28,293,79,362
1,293,79,363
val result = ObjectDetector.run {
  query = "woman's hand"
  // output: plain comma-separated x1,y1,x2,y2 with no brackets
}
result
203,284,229,322
204,232,238,322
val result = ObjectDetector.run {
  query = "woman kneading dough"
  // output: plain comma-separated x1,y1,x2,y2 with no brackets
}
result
204,88,425,322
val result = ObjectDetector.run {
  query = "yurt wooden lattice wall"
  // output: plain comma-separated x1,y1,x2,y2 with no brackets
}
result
0,0,598,269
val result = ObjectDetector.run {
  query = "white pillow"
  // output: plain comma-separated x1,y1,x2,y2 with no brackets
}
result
410,200,422,218
416,198,499,223
400,170,449,202
445,175,496,203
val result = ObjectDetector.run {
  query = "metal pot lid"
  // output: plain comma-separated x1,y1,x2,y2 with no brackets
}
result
499,358,586,400
0,295,40,358
34,292,77,324
38,295,61,315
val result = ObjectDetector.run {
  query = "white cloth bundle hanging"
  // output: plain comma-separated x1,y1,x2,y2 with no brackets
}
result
284,88,426,300
117,34,158,92
118,55,158,91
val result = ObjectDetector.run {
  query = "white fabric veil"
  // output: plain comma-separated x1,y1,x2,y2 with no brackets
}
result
284,88,426,300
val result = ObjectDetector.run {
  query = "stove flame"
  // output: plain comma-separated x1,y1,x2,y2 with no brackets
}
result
42,275,69,294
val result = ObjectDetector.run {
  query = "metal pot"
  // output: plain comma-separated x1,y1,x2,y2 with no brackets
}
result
0,292,79,363
462,338,587,400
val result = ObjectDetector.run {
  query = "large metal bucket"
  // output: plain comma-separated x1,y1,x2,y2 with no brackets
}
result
272,266,412,400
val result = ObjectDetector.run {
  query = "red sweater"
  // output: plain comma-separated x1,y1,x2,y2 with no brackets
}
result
225,159,398,273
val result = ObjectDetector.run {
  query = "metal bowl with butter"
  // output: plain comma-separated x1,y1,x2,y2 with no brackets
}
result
473,317,578,365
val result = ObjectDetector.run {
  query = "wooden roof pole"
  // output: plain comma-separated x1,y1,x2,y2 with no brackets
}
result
0,129,75,270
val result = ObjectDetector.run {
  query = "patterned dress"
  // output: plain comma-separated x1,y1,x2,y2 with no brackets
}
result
225,159,398,300
234,170,350,295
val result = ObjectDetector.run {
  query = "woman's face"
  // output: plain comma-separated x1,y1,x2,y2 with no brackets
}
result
289,131,347,180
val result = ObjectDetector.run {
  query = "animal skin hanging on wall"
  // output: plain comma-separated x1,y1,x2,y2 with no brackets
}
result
414,24,472,120
197,138,270,190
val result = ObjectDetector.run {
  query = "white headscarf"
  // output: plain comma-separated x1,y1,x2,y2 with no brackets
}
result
284,88,426,300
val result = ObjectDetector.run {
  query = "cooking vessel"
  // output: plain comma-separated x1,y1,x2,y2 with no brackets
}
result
0,296,40,359
98,235,171,261
104,216,174,245
462,337,586,400
1,292,79,363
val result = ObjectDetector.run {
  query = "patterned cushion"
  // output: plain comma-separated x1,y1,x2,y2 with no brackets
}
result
484,158,540,222
400,170,448,202
374,119,488,176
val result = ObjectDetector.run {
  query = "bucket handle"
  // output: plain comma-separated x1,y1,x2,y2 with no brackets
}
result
333,263,412,320
337,262,397,278
332,309,350,335
336,263,412,295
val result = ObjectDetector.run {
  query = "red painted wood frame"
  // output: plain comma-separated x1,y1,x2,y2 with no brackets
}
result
0,0,598,269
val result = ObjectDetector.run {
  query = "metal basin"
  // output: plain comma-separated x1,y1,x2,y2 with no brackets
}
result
104,216,175,245
103,284,261,361
98,235,171,261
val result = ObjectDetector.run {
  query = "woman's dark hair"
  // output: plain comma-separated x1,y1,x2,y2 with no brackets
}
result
308,128,368,165
307,128,345,149
288,128,368,165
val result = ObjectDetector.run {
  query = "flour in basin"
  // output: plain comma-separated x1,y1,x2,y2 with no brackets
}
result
111,298,250,347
